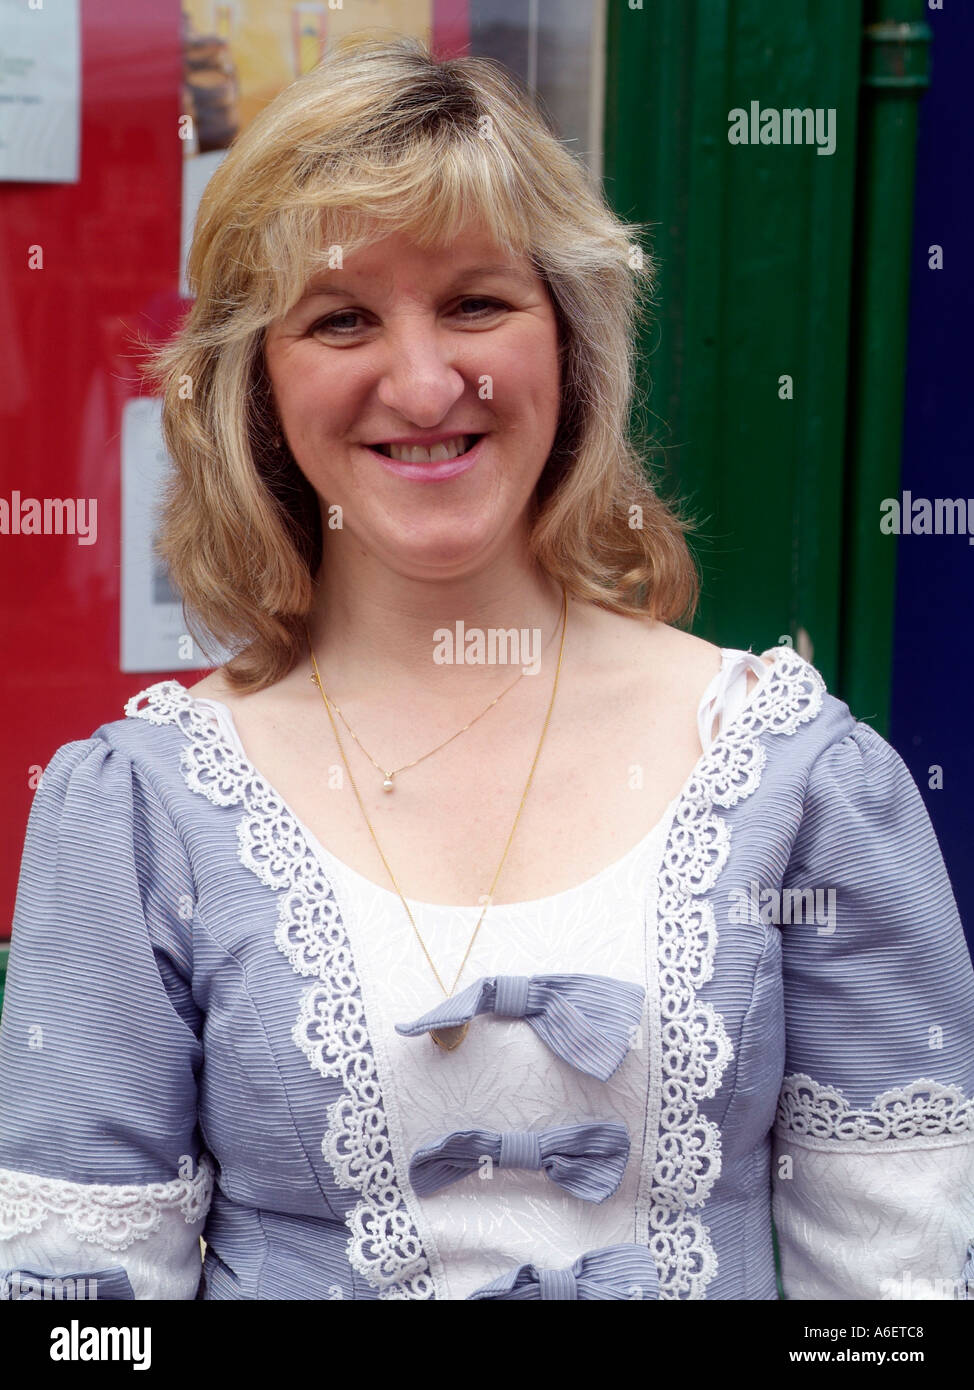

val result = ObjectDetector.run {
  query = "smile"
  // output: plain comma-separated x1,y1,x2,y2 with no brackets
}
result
363,434,486,482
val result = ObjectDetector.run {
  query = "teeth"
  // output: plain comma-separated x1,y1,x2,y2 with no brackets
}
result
380,435,473,463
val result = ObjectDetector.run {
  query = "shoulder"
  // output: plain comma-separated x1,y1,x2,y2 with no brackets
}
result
802,716,924,806
571,602,776,702
22,726,193,886
44,682,224,822
185,668,232,700
572,601,717,672
183,664,306,720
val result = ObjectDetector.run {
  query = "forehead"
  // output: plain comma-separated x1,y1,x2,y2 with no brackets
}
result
293,223,539,301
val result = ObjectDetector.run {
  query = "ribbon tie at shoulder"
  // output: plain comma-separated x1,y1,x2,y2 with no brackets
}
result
408,1121,630,1203
467,1244,660,1300
395,973,645,1081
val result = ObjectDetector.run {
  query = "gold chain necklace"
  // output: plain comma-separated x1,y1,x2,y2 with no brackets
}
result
314,649,540,793
305,587,568,1050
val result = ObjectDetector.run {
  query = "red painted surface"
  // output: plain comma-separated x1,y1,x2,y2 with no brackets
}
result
434,0,471,57
0,2,473,938
0,3,186,937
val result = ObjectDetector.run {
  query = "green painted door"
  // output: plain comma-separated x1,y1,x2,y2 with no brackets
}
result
603,0,930,733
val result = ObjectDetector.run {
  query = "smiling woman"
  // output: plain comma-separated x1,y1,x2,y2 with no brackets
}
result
141,33,697,691
1,34,973,1305
259,225,563,577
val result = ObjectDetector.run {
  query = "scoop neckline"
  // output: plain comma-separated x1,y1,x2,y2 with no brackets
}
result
198,694,683,913
176,644,772,913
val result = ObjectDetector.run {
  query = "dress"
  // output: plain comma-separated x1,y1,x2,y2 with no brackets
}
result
1,645,973,1301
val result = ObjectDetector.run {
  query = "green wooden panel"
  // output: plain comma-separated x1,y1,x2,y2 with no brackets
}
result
604,0,863,693
840,0,931,732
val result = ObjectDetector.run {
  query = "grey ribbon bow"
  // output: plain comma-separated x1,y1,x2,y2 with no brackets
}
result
467,1243,660,1300
408,1122,630,1203
395,974,645,1081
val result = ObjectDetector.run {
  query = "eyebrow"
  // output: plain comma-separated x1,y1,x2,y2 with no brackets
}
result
294,262,538,306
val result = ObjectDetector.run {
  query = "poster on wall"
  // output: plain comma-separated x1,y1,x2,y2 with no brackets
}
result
179,0,433,294
121,397,237,673
0,0,80,183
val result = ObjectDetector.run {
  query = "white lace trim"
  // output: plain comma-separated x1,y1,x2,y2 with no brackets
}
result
776,1073,974,1153
125,684,434,1300
126,644,825,1301
0,1155,213,1253
637,646,825,1298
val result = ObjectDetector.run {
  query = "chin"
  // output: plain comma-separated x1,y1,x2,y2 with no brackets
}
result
387,549,501,582
369,507,525,574
381,531,516,580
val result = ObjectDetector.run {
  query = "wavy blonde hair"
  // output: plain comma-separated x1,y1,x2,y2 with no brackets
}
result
144,33,699,692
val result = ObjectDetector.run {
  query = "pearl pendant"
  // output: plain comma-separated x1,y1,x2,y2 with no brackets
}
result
430,1022,470,1051
382,776,394,793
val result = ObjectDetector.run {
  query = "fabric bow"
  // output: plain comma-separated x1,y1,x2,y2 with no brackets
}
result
467,1243,660,1300
395,974,645,1081
408,1122,630,1203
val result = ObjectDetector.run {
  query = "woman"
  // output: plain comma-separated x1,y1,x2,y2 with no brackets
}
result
1,35,972,1302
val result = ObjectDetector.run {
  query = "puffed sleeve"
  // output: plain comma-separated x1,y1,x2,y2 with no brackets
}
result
0,737,212,1301
771,721,974,1300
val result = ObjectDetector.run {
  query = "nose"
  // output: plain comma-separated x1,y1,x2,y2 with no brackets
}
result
373,312,468,426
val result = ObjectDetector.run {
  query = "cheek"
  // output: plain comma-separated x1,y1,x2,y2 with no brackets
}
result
279,369,356,449
266,337,319,398
285,364,333,419
486,348,561,430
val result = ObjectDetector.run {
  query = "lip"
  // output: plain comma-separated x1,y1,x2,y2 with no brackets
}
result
363,434,486,483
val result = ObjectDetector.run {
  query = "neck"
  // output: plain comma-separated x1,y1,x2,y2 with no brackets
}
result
306,542,566,702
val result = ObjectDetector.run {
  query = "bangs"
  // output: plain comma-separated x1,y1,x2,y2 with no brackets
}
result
189,41,546,338
258,133,539,324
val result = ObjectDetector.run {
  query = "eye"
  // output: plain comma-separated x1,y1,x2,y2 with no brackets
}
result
454,297,507,317
308,297,508,337
310,310,363,336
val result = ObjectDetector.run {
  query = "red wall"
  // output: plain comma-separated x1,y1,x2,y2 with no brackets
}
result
0,3,188,936
0,3,472,938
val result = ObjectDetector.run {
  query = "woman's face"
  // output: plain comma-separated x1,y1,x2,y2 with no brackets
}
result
263,222,562,583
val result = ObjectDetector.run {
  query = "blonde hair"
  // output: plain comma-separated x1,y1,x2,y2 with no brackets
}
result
144,34,700,692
